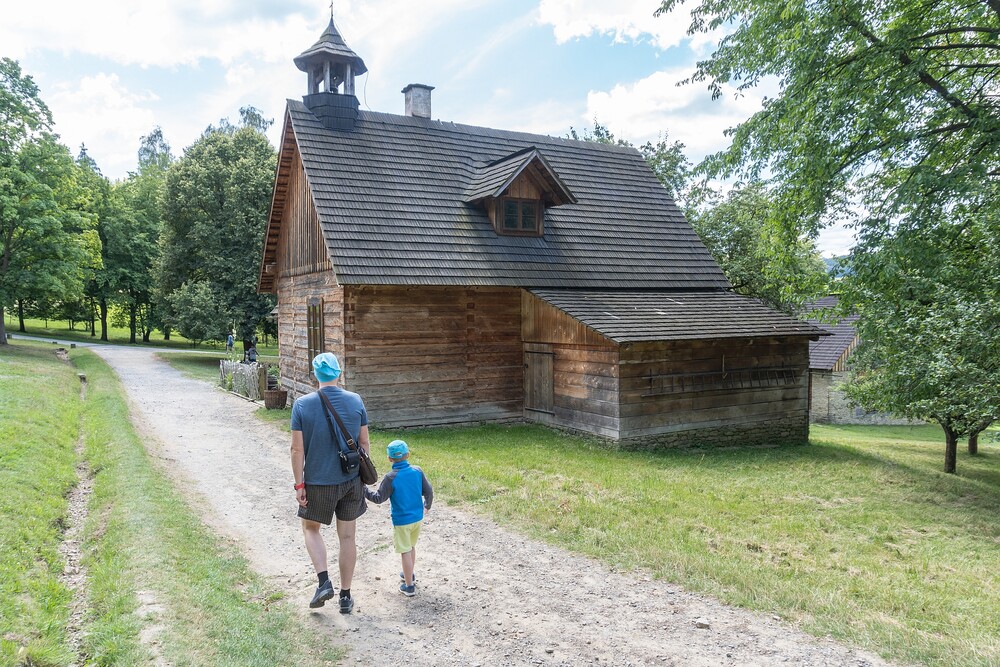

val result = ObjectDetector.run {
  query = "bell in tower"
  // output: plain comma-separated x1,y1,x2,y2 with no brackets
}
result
295,17,367,131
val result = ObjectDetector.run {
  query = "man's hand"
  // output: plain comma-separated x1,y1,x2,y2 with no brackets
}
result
296,487,308,507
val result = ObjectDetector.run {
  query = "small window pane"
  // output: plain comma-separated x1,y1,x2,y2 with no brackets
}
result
520,201,537,231
503,200,519,229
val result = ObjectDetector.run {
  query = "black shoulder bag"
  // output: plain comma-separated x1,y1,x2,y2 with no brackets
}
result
318,390,378,485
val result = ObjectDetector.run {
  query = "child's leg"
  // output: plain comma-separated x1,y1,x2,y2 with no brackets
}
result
400,549,415,586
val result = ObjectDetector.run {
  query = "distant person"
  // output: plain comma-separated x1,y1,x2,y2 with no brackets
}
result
246,345,258,363
290,353,370,613
226,332,234,355
364,440,433,597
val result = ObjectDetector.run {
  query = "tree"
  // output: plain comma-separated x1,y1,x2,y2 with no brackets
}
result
157,108,276,346
0,58,51,344
655,0,999,238
687,182,829,312
1,132,100,341
164,281,220,345
657,0,1000,470
842,208,999,473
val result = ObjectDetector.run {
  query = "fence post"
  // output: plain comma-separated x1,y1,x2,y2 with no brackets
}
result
258,364,267,397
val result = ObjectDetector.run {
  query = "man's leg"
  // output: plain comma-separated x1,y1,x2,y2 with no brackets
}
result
301,519,327,574
336,518,357,591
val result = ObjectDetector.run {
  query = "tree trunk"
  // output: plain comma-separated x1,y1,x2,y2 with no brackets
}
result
99,297,109,342
90,296,97,337
17,300,25,332
0,305,7,345
943,424,958,474
129,304,137,344
163,326,171,341
968,419,992,455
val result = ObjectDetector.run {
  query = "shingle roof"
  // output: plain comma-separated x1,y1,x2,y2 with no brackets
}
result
802,297,859,370
531,290,829,343
281,101,730,290
464,148,576,205
294,19,367,75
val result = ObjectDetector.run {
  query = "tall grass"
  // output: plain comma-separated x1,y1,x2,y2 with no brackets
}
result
0,340,341,666
0,342,80,666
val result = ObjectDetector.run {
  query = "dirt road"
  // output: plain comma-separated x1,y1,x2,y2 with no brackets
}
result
92,345,895,667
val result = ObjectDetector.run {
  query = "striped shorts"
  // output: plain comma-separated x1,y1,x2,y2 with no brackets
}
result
297,478,367,525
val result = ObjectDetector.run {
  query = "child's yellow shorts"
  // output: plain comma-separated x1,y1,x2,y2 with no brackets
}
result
393,520,422,553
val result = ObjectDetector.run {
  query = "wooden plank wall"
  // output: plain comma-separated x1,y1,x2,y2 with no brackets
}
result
344,286,523,428
521,292,620,438
275,272,344,399
619,337,811,444
277,146,331,278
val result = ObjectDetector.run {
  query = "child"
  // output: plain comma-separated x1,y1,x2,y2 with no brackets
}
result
364,440,433,596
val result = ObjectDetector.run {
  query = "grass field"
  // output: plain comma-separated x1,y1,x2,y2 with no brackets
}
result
250,397,999,665
10,342,998,666
0,340,339,666
369,423,998,667
4,316,277,353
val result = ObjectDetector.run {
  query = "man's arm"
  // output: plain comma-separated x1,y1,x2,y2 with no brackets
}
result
291,429,307,507
358,424,371,456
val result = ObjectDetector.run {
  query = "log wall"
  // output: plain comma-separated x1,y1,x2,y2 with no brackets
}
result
275,272,344,398
521,292,620,438
618,337,811,448
344,286,523,428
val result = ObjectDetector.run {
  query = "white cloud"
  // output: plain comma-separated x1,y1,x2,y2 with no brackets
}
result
1,1,318,67
47,73,158,179
537,0,720,51
584,67,771,162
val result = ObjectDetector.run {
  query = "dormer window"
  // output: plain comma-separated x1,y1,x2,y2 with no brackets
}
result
464,147,577,238
501,197,541,234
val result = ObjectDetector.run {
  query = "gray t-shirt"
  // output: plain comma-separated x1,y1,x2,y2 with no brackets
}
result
291,386,368,485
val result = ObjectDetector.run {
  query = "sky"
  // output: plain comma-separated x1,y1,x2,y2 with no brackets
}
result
3,0,854,256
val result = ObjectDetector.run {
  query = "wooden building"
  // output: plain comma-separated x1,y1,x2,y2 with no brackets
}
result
803,297,912,425
258,19,828,447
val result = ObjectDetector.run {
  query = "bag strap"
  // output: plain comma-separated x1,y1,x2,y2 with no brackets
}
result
318,389,358,452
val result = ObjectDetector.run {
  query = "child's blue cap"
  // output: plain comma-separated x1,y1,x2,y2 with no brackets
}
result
387,440,409,459
312,353,341,381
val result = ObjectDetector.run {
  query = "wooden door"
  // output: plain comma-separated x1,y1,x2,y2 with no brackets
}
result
524,344,554,414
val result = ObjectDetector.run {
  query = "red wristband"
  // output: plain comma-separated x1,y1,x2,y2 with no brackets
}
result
294,482,305,490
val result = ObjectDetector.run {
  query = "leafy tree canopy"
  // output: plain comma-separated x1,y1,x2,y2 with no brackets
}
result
656,0,999,237
158,107,276,343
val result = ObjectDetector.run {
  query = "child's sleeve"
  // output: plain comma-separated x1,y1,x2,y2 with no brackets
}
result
421,470,433,510
364,473,394,504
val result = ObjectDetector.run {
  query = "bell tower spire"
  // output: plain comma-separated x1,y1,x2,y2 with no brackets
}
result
294,14,367,131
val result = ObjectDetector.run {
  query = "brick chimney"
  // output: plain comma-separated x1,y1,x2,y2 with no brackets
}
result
402,84,434,119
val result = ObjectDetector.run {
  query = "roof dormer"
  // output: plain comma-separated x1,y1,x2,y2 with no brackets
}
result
465,147,576,236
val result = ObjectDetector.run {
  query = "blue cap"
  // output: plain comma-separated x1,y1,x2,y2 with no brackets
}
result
312,353,342,382
387,440,409,459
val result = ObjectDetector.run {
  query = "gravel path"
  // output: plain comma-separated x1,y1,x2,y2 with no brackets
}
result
91,345,897,667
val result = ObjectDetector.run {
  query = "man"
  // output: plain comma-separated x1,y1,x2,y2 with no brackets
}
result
290,352,370,613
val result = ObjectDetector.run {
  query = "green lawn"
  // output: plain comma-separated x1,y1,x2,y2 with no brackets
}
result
6,339,996,666
370,422,998,667
0,340,339,666
5,316,277,353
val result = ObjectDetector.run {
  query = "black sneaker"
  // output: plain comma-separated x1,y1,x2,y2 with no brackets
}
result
339,594,354,614
309,581,334,608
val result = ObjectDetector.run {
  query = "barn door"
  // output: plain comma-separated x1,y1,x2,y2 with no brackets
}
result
524,344,554,414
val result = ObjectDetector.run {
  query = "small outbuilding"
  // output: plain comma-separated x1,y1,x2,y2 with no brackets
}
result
258,19,828,447
803,296,912,425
